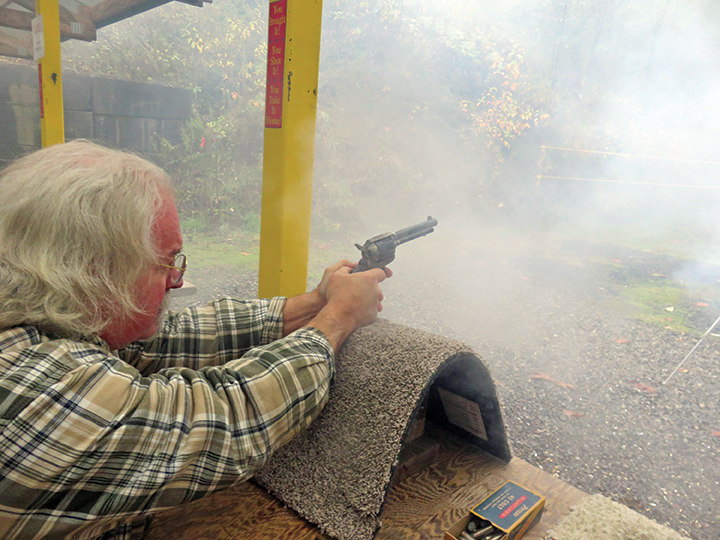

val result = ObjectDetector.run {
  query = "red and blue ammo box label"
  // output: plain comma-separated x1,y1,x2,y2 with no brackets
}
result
471,481,543,532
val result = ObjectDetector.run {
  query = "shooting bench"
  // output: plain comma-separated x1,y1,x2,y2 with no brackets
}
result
146,320,588,540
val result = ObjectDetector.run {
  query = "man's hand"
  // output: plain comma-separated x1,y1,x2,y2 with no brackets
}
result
314,258,393,304
322,266,389,328
308,265,390,351
315,259,357,305
283,259,392,342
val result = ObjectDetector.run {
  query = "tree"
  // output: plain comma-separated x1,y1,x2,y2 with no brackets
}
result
63,1,269,228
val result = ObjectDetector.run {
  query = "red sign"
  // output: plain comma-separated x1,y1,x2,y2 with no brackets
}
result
265,0,287,128
38,64,44,119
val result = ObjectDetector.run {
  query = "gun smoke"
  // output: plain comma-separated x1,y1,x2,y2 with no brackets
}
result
59,1,720,538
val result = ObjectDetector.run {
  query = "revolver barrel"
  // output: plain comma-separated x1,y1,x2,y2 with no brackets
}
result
393,216,438,246
351,216,437,272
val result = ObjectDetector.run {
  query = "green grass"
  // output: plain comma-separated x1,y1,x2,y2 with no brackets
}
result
180,223,353,288
182,231,260,272
620,283,694,334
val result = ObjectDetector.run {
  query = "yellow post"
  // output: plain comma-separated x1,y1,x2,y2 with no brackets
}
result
258,0,323,298
36,0,64,147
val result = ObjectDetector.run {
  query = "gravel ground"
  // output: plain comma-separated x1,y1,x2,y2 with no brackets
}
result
172,225,720,540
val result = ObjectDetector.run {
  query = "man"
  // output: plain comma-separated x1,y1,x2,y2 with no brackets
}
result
0,140,390,539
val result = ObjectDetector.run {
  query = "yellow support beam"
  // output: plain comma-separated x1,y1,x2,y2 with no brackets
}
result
258,0,323,298
36,0,64,147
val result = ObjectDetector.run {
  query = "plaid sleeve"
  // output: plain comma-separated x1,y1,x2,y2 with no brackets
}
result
0,325,334,540
119,297,287,375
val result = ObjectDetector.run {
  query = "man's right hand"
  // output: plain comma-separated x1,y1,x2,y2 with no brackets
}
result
308,265,391,352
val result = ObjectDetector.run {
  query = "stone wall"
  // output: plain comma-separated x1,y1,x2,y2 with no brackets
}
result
0,62,192,165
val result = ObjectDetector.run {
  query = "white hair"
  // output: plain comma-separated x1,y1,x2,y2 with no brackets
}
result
0,140,174,339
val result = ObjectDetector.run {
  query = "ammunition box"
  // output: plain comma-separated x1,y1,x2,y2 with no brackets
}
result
445,481,545,540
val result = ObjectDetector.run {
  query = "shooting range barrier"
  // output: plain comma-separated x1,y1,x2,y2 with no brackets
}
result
255,318,510,540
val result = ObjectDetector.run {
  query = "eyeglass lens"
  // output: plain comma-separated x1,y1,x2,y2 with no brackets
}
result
171,254,187,285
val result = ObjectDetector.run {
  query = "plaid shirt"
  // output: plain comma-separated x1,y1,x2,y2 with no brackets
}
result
0,297,334,540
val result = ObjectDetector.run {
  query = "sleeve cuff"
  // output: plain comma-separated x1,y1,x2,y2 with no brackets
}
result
261,296,288,344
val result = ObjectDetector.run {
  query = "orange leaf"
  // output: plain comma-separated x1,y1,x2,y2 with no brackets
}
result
632,382,658,394
615,338,629,344
712,430,720,439
563,410,585,419
240,252,250,256
697,302,709,307
530,372,576,389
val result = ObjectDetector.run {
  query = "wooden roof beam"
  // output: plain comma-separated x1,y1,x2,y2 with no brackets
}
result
88,0,210,29
0,0,211,58
0,27,31,58
0,43,30,59
176,0,211,6
0,7,96,41
87,0,172,29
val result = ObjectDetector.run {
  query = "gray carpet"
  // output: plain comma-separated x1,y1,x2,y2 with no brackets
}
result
546,494,691,540
255,318,510,540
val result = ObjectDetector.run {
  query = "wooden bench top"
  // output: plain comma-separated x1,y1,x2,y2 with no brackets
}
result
146,426,587,540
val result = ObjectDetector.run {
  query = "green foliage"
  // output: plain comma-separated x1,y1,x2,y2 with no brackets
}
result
460,38,549,163
59,0,566,228
63,1,268,232
152,111,263,229
311,2,554,222
243,211,262,234
59,0,720,231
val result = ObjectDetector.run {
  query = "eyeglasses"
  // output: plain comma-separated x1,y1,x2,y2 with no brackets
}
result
157,253,187,286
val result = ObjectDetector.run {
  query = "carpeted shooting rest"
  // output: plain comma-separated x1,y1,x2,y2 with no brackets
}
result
255,318,511,540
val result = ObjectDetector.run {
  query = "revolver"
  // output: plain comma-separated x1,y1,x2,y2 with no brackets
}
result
351,216,438,273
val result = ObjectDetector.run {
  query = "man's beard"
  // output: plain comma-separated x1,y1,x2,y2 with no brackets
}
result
146,294,172,339
157,294,171,327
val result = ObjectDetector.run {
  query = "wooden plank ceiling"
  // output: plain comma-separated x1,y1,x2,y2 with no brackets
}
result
0,0,211,59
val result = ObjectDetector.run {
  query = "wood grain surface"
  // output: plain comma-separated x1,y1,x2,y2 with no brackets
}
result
146,425,587,540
